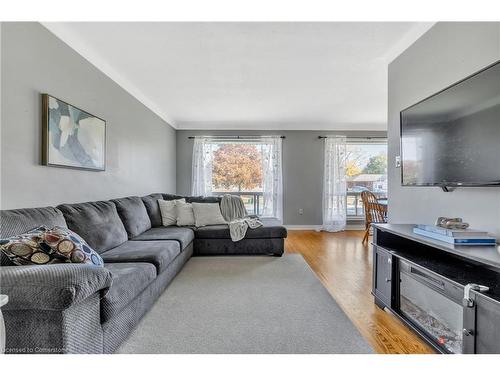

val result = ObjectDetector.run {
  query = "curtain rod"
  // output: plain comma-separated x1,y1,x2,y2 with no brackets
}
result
188,135,286,139
317,136,386,139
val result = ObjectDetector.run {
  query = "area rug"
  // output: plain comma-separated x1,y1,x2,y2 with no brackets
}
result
117,254,373,353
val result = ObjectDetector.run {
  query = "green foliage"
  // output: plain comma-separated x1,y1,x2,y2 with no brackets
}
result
362,154,387,174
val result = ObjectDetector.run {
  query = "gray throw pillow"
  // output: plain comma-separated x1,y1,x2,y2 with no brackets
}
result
192,203,227,227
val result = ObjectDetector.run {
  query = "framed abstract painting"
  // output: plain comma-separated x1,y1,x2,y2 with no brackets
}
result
42,94,106,171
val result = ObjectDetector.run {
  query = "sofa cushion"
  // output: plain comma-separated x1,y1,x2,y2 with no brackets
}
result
111,196,151,238
194,224,287,239
131,227,194,249
0,206,67,238
141,193,164,227
162,193,185,201
57,201,128,254
102,262,157,322
162,194,221,204
186,195,221,204
194,237,285,256
100,240,181,274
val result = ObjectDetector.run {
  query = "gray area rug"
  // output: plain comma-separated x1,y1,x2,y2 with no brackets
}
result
118,254,373,353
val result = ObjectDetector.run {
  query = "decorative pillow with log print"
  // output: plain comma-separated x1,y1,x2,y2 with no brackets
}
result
0,226,103,267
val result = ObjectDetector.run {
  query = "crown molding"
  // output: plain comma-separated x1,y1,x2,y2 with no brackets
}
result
41,22,178,129
176,121,388,131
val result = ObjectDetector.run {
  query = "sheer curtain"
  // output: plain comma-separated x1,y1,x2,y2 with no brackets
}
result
261,136,283,223
191,137,213,196
322,136,347,232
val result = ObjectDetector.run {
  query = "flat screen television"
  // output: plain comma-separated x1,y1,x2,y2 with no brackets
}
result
400,60,500,189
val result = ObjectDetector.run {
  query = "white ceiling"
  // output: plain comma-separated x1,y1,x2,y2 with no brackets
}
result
43,22,434,130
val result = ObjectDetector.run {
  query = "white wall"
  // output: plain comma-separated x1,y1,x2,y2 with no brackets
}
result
1,23,177,209
388,22,500,238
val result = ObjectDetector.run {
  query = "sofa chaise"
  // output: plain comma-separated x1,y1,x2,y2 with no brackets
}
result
0,193,287,353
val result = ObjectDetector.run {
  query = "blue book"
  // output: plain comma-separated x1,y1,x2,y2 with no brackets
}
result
413,227,496,245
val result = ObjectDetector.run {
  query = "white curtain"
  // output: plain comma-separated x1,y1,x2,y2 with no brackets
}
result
322,136,347,232
261,137,283,223
191,137,213,196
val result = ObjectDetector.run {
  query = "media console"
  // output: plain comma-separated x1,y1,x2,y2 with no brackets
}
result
372,224,500,354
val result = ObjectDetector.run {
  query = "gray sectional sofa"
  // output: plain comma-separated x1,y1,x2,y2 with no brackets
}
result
0,193,287,354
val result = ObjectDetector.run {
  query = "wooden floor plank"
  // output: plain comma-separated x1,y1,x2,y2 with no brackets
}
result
285,230,435,354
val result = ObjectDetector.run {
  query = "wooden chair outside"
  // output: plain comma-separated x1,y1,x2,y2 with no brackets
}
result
361,191,387,244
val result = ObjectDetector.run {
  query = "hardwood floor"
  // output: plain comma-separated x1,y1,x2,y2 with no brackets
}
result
285,230,436,354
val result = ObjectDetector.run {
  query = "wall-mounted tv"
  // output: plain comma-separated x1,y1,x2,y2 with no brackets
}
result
400,60,500,189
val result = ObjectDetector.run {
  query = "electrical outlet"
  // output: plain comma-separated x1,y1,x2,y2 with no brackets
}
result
395,156,401,168
298,208,304,215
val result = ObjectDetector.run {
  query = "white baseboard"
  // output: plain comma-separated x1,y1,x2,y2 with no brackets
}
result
346,223,365,230
285,224,365,231
284,225,322,231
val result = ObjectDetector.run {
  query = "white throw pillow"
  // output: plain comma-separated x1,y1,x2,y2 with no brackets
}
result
158,198,185,226
192,202,227,227
176,201,196,226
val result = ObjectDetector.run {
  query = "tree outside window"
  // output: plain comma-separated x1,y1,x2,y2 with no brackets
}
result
210,142,265,215
212,143,263,192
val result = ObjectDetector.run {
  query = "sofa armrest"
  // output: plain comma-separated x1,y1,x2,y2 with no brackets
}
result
0,264,113,311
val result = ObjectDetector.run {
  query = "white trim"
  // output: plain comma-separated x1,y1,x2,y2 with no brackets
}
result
285,224,364,231
345,223,365,231
285,225,322,231
176,121,387,131
41,22,178,129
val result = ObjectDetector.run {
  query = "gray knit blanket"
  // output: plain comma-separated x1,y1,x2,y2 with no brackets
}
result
220,194,263,242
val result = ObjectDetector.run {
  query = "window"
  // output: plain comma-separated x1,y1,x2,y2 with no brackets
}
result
191,137,283,221
211,142,264,215
345,140,388,219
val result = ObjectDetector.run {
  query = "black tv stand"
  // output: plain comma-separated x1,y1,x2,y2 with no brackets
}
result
372,224,500,354
440,185,455,192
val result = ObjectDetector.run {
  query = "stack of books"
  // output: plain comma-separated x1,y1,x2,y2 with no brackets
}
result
413,225,496,246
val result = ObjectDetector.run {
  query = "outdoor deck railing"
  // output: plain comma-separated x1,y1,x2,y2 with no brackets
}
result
347,191,386,218
213,190,384,219
212,191,263,215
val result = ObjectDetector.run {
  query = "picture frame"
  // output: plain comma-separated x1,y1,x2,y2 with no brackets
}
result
42,93,106,171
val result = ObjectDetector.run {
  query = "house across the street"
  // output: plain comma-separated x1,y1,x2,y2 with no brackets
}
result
347,174,387,192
